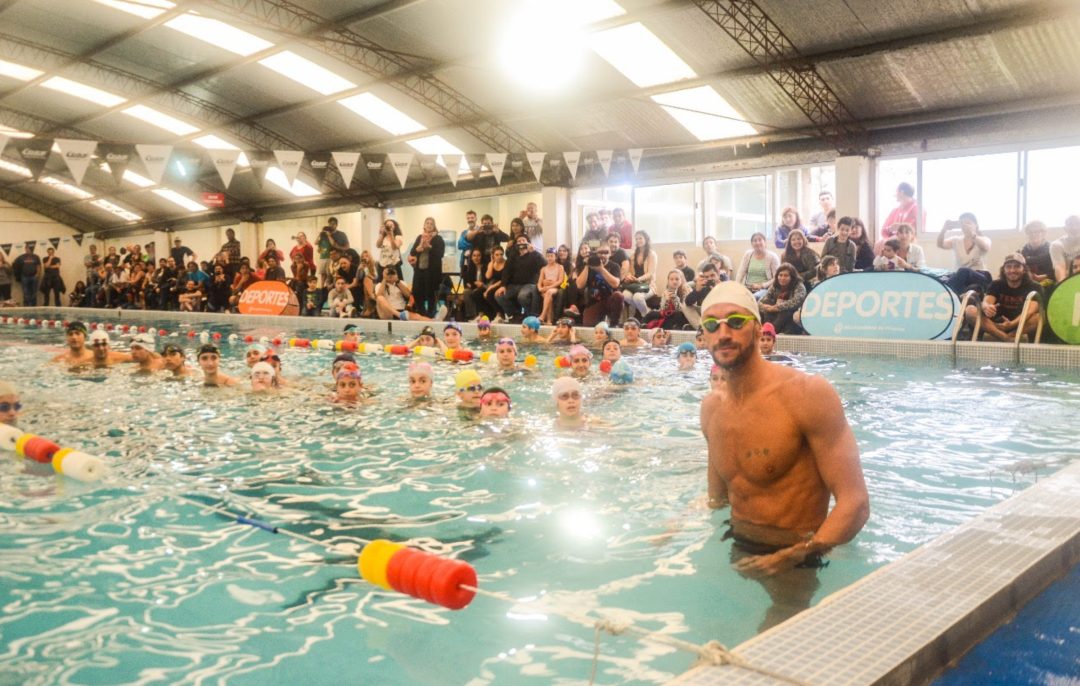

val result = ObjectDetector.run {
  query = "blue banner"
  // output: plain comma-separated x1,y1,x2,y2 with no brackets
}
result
799,271,960,340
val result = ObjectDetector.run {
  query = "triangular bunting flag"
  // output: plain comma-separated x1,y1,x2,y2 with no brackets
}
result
136,144,173,184
526,152,547,181
563,151,581,181
363,153,385,178
466,154,485,178
73,234,84,247
246,150,274,189
209,149,241,188
307,152,332,189
15,138,54,180
274,150,304,185
628,148,644,173
386,153,413,189
443,154,462,187
485,153,508,185
49,237,60,250
332,152,360,189
55,139,98,186
596,150,613,177
99,144,135,186
0,244,11,256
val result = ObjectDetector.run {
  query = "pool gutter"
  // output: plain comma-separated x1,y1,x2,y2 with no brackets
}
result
668,460,1080,686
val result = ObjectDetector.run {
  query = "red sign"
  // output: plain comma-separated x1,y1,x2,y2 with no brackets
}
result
200,192,225,207
237,281,300,316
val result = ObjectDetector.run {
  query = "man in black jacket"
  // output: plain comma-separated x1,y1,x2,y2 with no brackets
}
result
495,235,545,321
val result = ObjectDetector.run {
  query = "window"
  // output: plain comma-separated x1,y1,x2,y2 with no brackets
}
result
922,152,1019,232
704,175,769,240
774,165,834,230
1026,146,1080,228
875,158,917,233
633,182,695,244
574,185,634,243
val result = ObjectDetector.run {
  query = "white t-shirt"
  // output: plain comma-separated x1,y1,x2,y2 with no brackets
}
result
381,282,407,311
947,236,989,270
1050,235,1080,277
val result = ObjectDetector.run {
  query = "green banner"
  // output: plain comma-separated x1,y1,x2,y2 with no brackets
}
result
1047,274,1080,345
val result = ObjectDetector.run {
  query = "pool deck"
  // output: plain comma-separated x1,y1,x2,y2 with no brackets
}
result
669,460,1080,686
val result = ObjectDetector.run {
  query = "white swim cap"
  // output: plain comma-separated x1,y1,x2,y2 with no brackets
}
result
552,376,581,399
251,361,275,378
89,329,110,344
130,333,155,349
700,281,760,322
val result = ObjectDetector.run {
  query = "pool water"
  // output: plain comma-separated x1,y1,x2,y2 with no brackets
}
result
1,314,1078,685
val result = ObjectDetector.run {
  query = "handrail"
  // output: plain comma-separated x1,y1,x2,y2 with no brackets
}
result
1014,290,1044,347
952,289,978,343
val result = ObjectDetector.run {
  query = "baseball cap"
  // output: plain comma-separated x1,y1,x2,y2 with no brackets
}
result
1002,252,1026,266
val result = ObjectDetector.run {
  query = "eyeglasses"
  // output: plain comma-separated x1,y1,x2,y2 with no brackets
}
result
0,402,22,412
461,384,483,393
557,391,581,401
700,314,756,333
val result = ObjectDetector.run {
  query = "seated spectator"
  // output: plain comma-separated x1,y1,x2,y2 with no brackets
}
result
808,208,836,242
878,182,924,250
1020,220,1054,287
822,217,857,273
809,190,834,237
673,249,695,282
68,281,86,307
759,263,806,334
782,229,820,284
697,236,720,273
644,269,691,330
328,277,355,318
736,232,780,297
264,255,287,282
707,252,734,282
496,235,545,322
460,248,489,321
207,264,231,312
939,214,992,293
682,262,720,328
538,248,566,325
178,280,203,312
873,239,909,272
620,230,657,320
774,206,807,248
850,218,876,271
574,243,624,327
964,253,1042,342
894,223,925,271
374,267,430,321
228,264,258,311
555,243,590,321
812,256,841,287
1050,215,1080,283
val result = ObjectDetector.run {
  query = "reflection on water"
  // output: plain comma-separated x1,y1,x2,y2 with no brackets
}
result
1,321,1078,685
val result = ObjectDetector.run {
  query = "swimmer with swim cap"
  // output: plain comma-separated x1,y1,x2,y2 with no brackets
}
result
478,387,511,419
546,317,577,344
520,316,543,344
759,322,777,356
409,325,446,353
593,321,610,346
567,344,592,378
130,333,164,373
699,280,868,625
676,341,697,371
52,321,94,367
650,328,671,347
407,362,433,400
197,343,238,387
494,337,519,371
621,318,645,348
552,376,584,429
343,324,362,343
245,343,267,367
250,361,276,392
475,316,493,341
334,362,363,402
443,322,467,352
0,380,21,426
88,329,132,369
161,344,193,378
454,369,483,411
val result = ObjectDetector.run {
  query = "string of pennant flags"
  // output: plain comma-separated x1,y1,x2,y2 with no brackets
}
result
0,132,645,192
1,235,84,257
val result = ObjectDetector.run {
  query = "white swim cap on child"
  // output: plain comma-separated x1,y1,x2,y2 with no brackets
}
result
251,361,276,378
700,281,761,322
552,376,581,399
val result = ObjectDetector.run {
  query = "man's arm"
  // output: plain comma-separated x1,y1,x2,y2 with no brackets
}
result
700,393,728,508
575,266,589,290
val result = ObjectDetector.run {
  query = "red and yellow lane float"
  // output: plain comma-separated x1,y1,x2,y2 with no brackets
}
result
358,539,477,610
0,424,106,482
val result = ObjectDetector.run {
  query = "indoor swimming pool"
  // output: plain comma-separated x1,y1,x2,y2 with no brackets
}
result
1,312,1078,685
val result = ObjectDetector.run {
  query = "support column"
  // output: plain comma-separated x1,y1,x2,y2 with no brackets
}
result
542,186,571,251
835,156,870,225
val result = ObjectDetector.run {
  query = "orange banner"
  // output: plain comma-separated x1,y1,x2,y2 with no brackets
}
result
237,280,299,316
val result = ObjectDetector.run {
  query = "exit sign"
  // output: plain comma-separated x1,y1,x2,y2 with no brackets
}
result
200,192,225,207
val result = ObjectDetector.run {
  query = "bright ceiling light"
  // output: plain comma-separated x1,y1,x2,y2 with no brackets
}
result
0,59,43,82
120,169,155,188
90,198,142,221
122,105,199,135
40,77,127,107
591,22,696,88
498,0,620,93
259,51,356,95
338,93,426,136
192,134,250,166
40,176,95,199
92,0,173,19
652,86,757,141
0,124,33,138
0,159,32,177
265,167,320,197
165,15,273,56
405,135,465,156
153,188,207,212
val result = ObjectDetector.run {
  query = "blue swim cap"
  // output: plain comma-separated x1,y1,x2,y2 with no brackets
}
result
609,360,634,385
522,316,541,332
676,342,696,355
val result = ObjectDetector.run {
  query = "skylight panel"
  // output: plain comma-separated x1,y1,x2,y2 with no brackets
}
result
92,0,173,19
0,59,43,82
41,77,127,107
0,159,32,177
651,86,757,141
165,15,273,56
40,176,94,199
591,22,696,88
122,105,199,135
0,124,33,138
574,0,626,25
193,134,250,167
265,167,320,197
406,135,464,156
259,51,356,95
120,169,155,188
153,188,207,212
338,93,426,136
91,198,142,221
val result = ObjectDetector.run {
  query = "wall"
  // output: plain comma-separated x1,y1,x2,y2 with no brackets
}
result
0,200,86,304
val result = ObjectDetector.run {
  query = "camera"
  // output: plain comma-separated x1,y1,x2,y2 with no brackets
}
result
587,250,601,268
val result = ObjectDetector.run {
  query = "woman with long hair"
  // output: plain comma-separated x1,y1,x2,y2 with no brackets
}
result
376,218,404,282
774,207,807,249
759,262,806,334
782,229,821,284
357,250,378,317
408,217,445,318
849,218,875,271
621,230,657,318
735,232,780,297
643,269,692,330
258,239,284,269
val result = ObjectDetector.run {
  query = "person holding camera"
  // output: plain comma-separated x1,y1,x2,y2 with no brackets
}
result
682,262,721,328
376,219,404,281
574,242,624,328
466,214,510,269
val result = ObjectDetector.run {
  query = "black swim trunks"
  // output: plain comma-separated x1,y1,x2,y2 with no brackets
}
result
722,525,829,570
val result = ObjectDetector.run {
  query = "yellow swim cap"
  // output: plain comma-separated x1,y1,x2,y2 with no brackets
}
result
454,369,482,390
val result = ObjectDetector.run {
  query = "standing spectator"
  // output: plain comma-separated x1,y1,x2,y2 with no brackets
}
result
582,212,606,245
774,207,807,249
41,247,65,306
575,242,624,327
782,230,820,285
736,232,780,297
357,251,378,317
102,245,121,268
456,210,478,272
289,251,311,313
221,227,242,264
461,248,489,320
408,217,445,318
822,217,857,273
610,207,633,250
964,253,1043,342
169,237,194,267
1019,221,1054,287
466,214,510,269
496,235,545,321
850,218,875,271
207,264,231,312
12,243,42,306
759,263,806,335
84,244,102,282
290,232,316,275
879,182,925,248
809,191,834,234
0,252,11,302
522,202,544,252
598,208,613,232
376,219,404,281
508,217,526,244
258,239,284,269
1050,215,1080,284
621,230,657,319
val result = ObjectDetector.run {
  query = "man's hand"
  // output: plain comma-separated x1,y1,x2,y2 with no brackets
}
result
981,301,998,318
732,546,804,578
495,287,507,297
